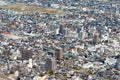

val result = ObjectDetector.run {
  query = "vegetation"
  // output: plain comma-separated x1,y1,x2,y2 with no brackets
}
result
0,3,70,14
48,70,54,75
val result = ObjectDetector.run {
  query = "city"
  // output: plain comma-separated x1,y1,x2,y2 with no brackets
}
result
0,0,120,80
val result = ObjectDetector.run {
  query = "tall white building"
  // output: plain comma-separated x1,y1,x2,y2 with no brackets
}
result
78,26,85,40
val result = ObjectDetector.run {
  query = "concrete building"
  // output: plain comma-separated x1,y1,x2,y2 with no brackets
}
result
115,55,120,69
93,33,100,45
45,56,56,71
51,4,60,9
55,47,63,60
59,25,64,35
77,26,85,40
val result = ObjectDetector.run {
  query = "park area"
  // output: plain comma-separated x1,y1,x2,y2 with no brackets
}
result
0,3,69,14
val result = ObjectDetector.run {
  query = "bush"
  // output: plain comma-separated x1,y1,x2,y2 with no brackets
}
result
48,70,54,75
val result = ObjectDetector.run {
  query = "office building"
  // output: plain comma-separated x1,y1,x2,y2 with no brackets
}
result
45,56,56,71
77,26,85,40
93,33,100,45
55,47,63,60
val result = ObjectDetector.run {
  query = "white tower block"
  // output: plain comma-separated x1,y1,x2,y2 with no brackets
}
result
28,58,33,68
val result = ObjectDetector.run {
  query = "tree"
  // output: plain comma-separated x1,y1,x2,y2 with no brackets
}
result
48,70,54,75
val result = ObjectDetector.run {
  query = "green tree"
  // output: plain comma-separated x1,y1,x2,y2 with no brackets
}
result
48,70,54,75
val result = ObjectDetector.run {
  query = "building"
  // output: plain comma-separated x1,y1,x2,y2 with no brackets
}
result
0,1,8,6
48,50,56,58
55,47,63,60
93,33,100,45
50,25,58,32
115,55,120,69
78,32,84,39
51,4,60,9
59,25,64,34
45,56,56,71
20,49,32,60
64,59,74,68
77,26,85,40
20,49,33,68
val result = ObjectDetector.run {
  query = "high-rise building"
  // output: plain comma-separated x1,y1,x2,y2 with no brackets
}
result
115,55,120,69
77,26,85,40
64,28,69,37
93,33,99,44
50,25,58,32
45,56,56,71
59,25,64,34
20,49,32,60
28,58,33,68
56,28,60,34
55,47,63,60
20,48,33,68
39,50,43,61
